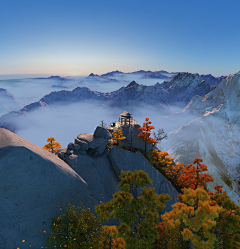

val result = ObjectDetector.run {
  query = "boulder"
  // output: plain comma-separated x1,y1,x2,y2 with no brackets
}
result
0,125,180,249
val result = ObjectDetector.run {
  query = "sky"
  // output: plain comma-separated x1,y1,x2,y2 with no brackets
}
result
1,0,240,79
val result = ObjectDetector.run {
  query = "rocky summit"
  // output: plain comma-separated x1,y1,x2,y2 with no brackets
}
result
0,120,180,249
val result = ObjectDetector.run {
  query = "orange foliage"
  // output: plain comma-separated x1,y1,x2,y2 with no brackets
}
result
138,118,158,153
42,137,62,153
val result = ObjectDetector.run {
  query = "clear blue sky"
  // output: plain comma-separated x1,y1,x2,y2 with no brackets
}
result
1,0,240,77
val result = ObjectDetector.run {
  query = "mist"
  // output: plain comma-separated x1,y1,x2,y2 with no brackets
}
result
0,71,226,151
0,73,176,149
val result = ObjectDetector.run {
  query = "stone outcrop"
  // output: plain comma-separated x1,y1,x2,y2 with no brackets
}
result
0,123,181,249
55,121,159,163
55,126,112,162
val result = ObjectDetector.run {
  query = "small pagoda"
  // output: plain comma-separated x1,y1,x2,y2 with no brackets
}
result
119,111,132,126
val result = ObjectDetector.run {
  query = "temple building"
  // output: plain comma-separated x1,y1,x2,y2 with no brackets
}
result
119,111,133,126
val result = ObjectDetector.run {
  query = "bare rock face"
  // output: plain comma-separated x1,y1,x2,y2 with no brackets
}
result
0,125,181,249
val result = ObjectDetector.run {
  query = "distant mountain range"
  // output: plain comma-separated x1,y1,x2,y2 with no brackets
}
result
0,70,228,124
30,70,227,86
0,72,216,132
0,69,239,207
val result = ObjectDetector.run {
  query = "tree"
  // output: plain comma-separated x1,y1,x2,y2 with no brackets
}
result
42,137,62,154
99,120,108,129
207,185,240,249
94,169,172,249
151,128,168,149
97,225,126,249
138,118,158,160
160,158,240,249
148,150,185,194
141,150,240,248
43,202,105,249
112,128,126,147
173,158,214,198
161,186,225,249
154,220,189,249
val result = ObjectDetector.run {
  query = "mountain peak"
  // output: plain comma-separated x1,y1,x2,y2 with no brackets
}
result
100,70,123,77
88,73,99,77
172,72,202,81
126,81,139,88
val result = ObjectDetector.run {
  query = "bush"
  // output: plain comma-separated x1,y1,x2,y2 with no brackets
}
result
122,145,127,149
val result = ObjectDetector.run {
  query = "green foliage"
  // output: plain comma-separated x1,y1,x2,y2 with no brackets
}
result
43,202,105,249
94,169,172,249
122,145,128,150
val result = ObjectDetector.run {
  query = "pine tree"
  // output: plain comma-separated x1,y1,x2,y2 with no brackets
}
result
42,137,62,154
94,169,172,249
207,185,240,249
160,158,240,249
161,186,225,249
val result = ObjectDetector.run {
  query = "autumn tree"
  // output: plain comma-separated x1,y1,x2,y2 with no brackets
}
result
138,118,158,160
174,158,214,194
154,220,189,249
42,137,62,154
94,169,172,249
160,158,240,249
206,185,240,249
112,128,126,147
161,186,225,249
147,150,185,194
97,225,126,249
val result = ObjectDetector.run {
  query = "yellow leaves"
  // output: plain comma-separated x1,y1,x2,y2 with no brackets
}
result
112,129,126,140
161,186,225,249
112,129,126,147
42,137,62,153
181,228,192,239
149,150,173,170
97,225,126,249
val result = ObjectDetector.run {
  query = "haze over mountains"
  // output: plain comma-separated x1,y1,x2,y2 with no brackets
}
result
0,69,239,208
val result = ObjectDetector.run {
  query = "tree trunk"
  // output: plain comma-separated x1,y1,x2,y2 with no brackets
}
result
188,239,194,249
